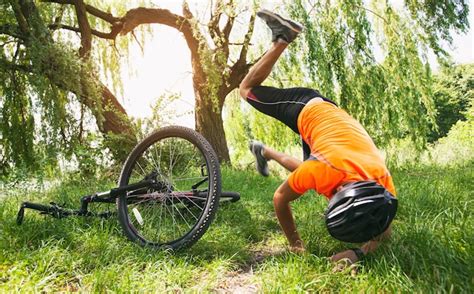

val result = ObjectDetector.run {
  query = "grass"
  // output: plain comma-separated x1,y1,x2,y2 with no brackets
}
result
1,162,473,292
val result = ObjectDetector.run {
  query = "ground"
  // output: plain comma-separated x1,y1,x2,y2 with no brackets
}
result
0,164,472,292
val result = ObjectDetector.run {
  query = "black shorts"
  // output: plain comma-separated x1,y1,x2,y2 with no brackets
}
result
246,86,337,159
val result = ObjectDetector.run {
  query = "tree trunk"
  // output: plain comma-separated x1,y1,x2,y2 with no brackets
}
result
35,1,259,164
96,85,137,161
195,91,230,163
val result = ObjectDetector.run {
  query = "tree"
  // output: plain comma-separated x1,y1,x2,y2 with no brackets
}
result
1,0,138,175
281,0,470,146
115,1,259,162
1,0,259,173
428,63,474,142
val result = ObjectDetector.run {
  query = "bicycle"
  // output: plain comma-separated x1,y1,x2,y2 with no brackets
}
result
17,126,240,250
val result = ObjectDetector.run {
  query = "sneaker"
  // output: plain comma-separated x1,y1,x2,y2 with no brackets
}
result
249,140,269,177
257,9,303,43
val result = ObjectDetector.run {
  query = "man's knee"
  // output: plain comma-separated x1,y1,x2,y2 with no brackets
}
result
239,83,250,100
273,190,285,208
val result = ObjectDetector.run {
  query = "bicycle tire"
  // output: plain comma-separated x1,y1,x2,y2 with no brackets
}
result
117,126,221,250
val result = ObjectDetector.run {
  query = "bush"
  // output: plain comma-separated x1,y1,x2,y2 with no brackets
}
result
426,101,474,165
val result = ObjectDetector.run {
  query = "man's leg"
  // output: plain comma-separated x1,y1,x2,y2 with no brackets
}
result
262,145,302,172
244,10,305,176
239,10,302,98
250,140,302,175
239,41,288,98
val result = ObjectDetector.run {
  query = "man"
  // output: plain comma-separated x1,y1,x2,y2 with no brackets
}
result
239,9,398,265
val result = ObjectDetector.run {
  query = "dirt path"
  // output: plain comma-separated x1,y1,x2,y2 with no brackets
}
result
214,244,286,293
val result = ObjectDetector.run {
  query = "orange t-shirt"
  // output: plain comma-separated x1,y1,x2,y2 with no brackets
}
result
287,101,396,199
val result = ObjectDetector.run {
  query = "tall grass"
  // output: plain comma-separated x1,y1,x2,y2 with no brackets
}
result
0,163,472,292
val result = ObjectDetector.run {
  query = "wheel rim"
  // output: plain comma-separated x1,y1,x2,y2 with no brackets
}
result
122,135,213,246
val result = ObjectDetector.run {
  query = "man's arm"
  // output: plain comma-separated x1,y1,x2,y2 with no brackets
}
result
273,180,305,252
330,226,392,263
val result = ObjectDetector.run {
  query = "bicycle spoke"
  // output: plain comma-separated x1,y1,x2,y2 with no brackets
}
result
172,193,200,221
162,196,176,240
171,198,193,229
157,197,165,242
135,161,147,178
182,194,205,211
168,198,191,237
175,147,200,179
149,145,162,176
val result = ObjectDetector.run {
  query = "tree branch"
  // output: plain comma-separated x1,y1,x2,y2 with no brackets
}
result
237,12,256,66
73,0,92,57
120,7,200,56
217,9,256,105
222,16,235,41
353,4,389,25
41,0,120,23
220,13,235,59
49,23,122,39
222,50,262,106
84,3,120,23
208,0,223,40
120,7,185,33
221,0,235,39
0,24,25,40
9,1,30,36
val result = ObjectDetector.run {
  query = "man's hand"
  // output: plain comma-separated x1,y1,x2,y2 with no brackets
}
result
330,249,359,264
330,249,361,275
289,240,306,254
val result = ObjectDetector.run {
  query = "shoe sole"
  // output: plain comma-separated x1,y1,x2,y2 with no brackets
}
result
257,9,303,33
249,142,269,177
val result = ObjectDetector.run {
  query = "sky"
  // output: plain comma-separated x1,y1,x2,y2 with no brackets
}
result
119,0,473,125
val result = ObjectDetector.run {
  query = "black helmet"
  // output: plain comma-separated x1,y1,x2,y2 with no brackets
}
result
325,181,398,243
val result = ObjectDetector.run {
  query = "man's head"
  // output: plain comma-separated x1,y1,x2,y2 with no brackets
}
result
325,181,398,243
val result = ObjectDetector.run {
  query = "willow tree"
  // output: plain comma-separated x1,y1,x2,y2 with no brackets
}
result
1,0,259,175
1,0,142,175
282,0,470,146
2,0,470,174
115,1,259,162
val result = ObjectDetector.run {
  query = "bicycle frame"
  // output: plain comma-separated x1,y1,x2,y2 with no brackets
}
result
16,177,240,225
17,179,156,224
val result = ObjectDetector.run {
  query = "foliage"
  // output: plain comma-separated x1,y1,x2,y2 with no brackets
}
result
224,91,301,166
0,164,472,292
428,63,474,142
427,100,474,165
383,98,473,168
283,0,441,147
224,0,469,162
134,92,193,139
0,39,98,177
404,0,470,54
0,0,151,177
1,0,471,175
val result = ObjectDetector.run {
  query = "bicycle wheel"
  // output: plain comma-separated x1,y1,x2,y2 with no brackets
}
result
117,126,221,250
